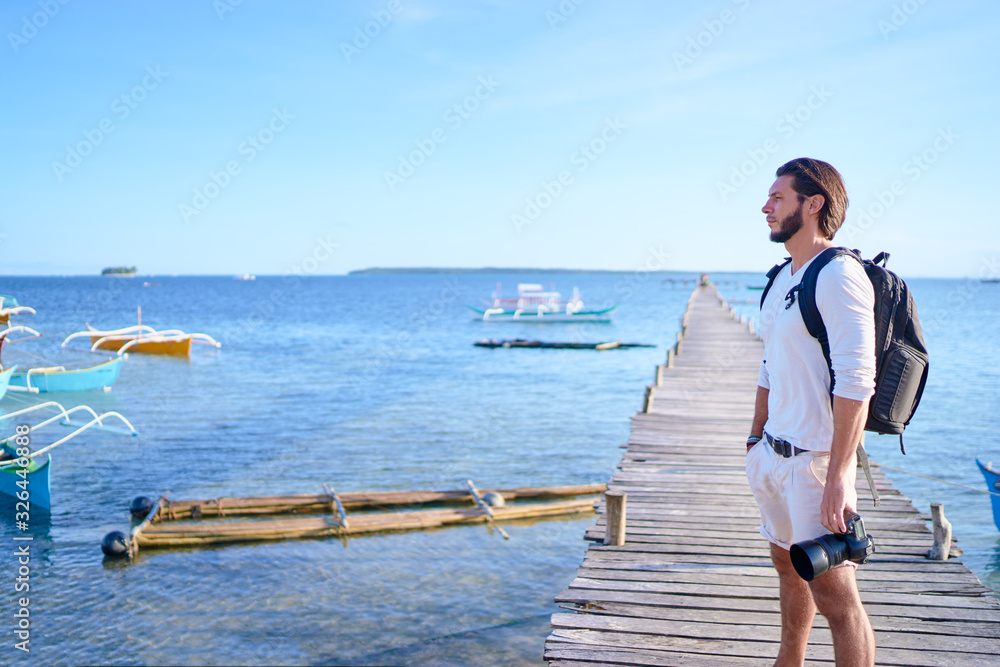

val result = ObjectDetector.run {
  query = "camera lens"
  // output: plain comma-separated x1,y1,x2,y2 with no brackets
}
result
790,535,849,581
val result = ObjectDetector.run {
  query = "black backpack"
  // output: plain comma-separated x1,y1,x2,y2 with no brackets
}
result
760,247,929,453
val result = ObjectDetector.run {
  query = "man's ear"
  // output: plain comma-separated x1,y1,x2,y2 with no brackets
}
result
808,194,825,216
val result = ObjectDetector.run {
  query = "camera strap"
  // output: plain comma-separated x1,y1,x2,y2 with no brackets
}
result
857,434,880,507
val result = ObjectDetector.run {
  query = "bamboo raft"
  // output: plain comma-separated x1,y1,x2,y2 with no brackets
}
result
120,483,605,556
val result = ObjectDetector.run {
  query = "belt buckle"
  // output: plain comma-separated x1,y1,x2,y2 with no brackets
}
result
777,438,789,457
765,432,794,458
774,436,792,458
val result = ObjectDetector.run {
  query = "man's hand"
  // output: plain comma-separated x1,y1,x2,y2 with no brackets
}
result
825,395,868,534
820,472,856,534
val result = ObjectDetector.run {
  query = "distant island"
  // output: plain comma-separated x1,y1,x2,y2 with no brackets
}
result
101,266,137,276
349,267,661,275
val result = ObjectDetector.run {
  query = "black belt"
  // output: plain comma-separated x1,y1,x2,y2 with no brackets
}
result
765,432,809,458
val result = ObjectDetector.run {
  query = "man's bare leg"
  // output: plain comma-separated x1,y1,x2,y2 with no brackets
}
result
809,564,874,666
770,543,816,666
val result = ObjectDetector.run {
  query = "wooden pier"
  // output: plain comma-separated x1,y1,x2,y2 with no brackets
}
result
545,285,1000,666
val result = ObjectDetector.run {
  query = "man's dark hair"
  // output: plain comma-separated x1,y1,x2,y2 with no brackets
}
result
775,158,849,240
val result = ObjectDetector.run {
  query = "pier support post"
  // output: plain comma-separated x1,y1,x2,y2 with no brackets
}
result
928,502,952,561
666,349,675,368
655,364,664,387
604,490,626,546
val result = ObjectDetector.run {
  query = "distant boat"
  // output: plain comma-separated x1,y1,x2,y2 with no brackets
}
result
234,274,256,281
468,283,617,323
976,459,1000,532
101,266,136,276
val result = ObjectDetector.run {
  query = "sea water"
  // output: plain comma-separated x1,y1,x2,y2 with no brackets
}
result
0,273,995,666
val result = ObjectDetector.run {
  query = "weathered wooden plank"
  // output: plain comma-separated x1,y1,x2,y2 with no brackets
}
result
573,565,988,587
549,615,1000,662
555,588,1000,623
556,600,1000,638
546,646,832,667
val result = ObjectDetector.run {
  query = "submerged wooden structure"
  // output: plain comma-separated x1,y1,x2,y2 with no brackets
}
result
545,285,1000,665
475,339,655,350
124,483,604,556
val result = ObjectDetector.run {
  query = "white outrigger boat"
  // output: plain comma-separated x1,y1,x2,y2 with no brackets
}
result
0,295,36,326
0,401,137,508
467,283,618,323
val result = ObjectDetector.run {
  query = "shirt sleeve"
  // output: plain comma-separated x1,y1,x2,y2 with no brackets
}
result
758,358,770,389
814,256,876,401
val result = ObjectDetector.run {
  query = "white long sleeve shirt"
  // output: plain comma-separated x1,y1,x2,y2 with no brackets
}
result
757,253,876,452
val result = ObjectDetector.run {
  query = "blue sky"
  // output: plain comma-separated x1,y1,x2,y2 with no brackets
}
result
2,0,997,277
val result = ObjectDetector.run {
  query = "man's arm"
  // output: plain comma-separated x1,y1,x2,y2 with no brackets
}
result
821,395,869,533
749,385,768,448
815,257,876,533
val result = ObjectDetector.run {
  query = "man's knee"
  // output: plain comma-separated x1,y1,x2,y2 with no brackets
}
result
809,566,863,618
770,544,797,577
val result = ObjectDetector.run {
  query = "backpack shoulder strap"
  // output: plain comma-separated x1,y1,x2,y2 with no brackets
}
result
796,247,863,394
759,257,792,309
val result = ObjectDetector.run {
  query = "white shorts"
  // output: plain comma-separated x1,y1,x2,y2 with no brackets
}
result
745,439,856,551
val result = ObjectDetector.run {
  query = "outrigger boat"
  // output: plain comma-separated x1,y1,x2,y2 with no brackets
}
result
468,283,617,323
976,459,1000,532
0,326,123,393
0,367,14,402
0,295,36,326
62,323,221,356
0,401,137,508
9,357,122,393
62,306,220,357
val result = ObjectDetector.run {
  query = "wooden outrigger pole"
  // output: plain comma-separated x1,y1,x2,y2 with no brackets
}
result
136,483,607,521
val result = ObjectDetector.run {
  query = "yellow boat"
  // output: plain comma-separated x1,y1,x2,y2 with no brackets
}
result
62,324,220,356
86,325,194,355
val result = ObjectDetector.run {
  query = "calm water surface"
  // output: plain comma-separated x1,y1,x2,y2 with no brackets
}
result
0,272,996,666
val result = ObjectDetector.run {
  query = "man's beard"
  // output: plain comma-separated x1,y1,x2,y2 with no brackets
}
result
769,203,804,243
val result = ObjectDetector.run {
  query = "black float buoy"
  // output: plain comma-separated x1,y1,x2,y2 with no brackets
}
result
101,531,130,558
129,496,153,519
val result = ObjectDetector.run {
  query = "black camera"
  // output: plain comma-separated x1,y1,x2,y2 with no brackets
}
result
789,511,875,582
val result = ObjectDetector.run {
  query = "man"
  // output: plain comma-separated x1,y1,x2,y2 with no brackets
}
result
746,158,876,666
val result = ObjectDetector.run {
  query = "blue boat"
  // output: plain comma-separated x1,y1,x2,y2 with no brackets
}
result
8,356,122,393
0,444,50,509
0,402,137,508
1,325,123,393
0,366,13,401
976,458,1000,532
